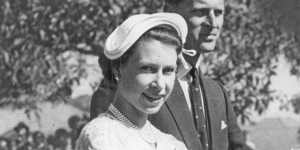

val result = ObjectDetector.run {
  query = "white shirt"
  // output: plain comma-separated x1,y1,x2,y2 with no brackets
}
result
176,53,205,113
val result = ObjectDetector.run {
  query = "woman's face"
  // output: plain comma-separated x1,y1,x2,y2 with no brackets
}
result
117,39,178,115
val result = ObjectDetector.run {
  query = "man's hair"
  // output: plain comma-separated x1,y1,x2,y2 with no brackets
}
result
165,0,184,5
164,0,226,11
164,0,186,12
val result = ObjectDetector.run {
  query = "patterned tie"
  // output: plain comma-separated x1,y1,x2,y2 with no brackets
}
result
189,67,209,150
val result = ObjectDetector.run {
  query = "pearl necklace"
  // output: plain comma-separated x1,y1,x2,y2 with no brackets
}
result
108,104,138,129
107,104,158,149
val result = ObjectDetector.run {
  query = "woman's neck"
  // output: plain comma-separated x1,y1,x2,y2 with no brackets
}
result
113,92,147,128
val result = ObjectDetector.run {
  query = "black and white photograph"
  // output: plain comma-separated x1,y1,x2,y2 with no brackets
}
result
0,0,300,150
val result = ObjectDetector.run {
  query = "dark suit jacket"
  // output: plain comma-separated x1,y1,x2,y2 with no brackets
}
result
149,77,247,150
90,77,249,150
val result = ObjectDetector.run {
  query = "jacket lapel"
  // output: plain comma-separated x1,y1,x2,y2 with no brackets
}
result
166,79,203,150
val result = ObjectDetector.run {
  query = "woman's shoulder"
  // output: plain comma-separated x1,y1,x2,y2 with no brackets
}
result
81,114,113,132
89,113,113,125
75,114,120,150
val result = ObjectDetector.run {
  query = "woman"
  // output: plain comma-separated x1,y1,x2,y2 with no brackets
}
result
76,13,188,150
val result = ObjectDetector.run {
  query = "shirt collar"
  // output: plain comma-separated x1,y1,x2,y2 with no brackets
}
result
176,51,202,80
177,53,192,80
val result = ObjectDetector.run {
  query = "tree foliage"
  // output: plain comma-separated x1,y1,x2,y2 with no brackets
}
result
0,0,299,122
253,0,300,76
0,0,163,112
201,0,299,123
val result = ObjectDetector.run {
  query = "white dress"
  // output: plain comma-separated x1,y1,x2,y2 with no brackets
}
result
75,113,187,150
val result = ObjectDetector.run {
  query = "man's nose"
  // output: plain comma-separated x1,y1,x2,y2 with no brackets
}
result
208,10,217,28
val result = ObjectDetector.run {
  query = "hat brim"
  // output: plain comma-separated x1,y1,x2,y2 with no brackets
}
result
104,13,187,60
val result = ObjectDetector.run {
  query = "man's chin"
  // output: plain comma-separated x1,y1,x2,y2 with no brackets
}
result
199,42,217,52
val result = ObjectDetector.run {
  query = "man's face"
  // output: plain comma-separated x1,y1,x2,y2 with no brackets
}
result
173,0,224,52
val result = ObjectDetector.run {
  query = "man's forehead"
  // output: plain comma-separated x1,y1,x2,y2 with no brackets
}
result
188,0,224,9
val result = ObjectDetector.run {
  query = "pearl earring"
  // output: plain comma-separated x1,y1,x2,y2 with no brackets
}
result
114,74,119,82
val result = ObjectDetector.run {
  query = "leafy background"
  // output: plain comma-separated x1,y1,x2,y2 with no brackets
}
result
0,0,299,123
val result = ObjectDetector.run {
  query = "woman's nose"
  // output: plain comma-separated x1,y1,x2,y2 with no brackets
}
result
150,74,166,93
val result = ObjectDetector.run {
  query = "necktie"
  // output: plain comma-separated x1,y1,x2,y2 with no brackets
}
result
189,67,209,150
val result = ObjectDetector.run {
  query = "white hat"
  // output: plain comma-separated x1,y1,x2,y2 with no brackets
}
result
104,13,188,60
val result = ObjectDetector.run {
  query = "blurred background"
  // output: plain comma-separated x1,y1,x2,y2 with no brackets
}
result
0,0,300,150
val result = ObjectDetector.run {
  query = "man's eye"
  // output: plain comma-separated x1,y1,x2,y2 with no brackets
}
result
214,9,223,16
192,8,209,17
140,66,155,73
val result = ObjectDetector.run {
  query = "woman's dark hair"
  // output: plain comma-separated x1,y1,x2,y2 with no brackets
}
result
100,24,183,84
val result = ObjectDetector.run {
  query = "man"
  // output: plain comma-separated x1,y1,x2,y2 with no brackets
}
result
90,0,251,150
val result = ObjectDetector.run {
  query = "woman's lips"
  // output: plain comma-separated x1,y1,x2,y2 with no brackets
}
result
142,93,164,102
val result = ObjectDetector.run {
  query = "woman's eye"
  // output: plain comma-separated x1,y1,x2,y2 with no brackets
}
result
163,67,176,75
